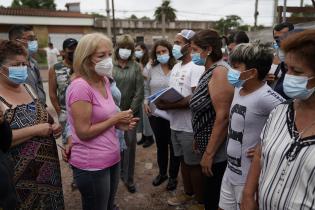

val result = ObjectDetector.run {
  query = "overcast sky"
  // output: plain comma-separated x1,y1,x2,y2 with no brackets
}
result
0,0,307,26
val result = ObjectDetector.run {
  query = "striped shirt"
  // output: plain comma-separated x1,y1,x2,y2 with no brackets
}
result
259,102,315,210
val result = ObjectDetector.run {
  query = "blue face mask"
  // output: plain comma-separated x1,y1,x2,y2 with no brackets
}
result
1,66,28,84
227,68,245,88
283,74,315,100
28,40,38,54
191,53,205,65
157,54,170,64
172,44,184,60
135,50,144,59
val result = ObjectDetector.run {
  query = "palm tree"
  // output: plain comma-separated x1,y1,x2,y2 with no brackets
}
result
154,0,176,22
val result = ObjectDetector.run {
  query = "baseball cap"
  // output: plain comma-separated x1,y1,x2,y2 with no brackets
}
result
63,38,78,50
177,29,195,41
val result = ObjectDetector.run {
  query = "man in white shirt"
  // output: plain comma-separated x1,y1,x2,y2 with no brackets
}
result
156,29,205,209
45,42,60,69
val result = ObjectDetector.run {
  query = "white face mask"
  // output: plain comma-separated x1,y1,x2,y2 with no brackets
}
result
119,48,132,60
95,57,113,77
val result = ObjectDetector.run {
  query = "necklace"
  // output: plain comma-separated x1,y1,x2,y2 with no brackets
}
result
285,107,315,161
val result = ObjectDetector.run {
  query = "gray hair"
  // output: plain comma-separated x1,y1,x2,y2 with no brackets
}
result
229,42,274,80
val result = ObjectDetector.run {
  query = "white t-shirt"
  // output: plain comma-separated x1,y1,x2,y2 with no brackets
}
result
45,47,60,68
225,83,284,185
168,61,204,132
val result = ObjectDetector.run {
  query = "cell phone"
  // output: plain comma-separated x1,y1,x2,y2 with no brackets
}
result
57,144,65,151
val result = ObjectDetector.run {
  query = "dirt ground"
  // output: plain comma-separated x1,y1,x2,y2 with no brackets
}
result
59,142,187,210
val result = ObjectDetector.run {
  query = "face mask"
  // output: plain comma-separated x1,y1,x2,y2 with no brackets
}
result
28,40,38,54
67,51,74,63
95,57,113,77
227,68,245,88
1,66,28,85
283,74,315,100
278,49,285,62
119,48,132,60
135,50,144,59
273,42,279,50
172,44,184,60
157,54,170,64
191,53,205,65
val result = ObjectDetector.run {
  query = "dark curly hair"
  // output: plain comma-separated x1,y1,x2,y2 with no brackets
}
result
0,40,27,65
150,39,176,69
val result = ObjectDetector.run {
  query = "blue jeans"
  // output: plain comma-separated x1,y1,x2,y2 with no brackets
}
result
72,163,120,210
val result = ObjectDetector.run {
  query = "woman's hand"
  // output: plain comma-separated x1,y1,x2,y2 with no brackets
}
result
240,192,258,210
200,152,214,177
114,109,133,124
116,117,140,131
144,104,152,115
61,137,72,162
52,123,62,139
35,123,53,137
246,148,256,159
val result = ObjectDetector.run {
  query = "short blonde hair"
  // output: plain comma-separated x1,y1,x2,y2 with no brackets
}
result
73,33,113,78
114,34,135,61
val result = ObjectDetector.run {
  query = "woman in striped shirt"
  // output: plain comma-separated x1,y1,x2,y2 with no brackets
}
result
241,30,315,210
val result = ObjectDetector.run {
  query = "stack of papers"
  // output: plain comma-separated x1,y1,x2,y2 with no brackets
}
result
147,87,184,104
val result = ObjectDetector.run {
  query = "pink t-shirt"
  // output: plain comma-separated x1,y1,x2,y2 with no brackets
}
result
66,77,120,170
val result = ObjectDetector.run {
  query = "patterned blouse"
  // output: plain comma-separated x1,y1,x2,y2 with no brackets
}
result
190,61,230,163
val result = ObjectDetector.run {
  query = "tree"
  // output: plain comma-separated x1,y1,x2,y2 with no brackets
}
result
154,0,176,22
11,0,56,10
130,14,138,20
215,15,243,35
140,16,151,20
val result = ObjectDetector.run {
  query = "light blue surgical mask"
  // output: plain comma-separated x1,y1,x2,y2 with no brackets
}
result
1,65,28,84
191,53,205,66
119,48,132,60
28,40,38,54
157,54,170,64
135,50,144,59
227,68,245,88
172,44,184,60
283,74,315,100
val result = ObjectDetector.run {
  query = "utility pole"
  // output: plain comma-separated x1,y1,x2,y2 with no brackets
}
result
283,0,287,22
111,0,116,45
106,0,111,38
300,0,304,7
254,0,259,28
273,0,279,25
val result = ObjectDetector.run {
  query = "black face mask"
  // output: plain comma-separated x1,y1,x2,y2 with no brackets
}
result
67,51,74,63
0,120,12,153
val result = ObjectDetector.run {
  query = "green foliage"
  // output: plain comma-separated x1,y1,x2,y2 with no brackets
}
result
11,0,56,10
91,12,106,17
130,14,138,19
140,16,150,20
215,15,243,35
154,0,176,22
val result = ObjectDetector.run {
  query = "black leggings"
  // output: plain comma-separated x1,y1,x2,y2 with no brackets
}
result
203,161,227,210
149,116,180,178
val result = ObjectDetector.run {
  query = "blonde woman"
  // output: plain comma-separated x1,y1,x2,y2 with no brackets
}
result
66,33,138,210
